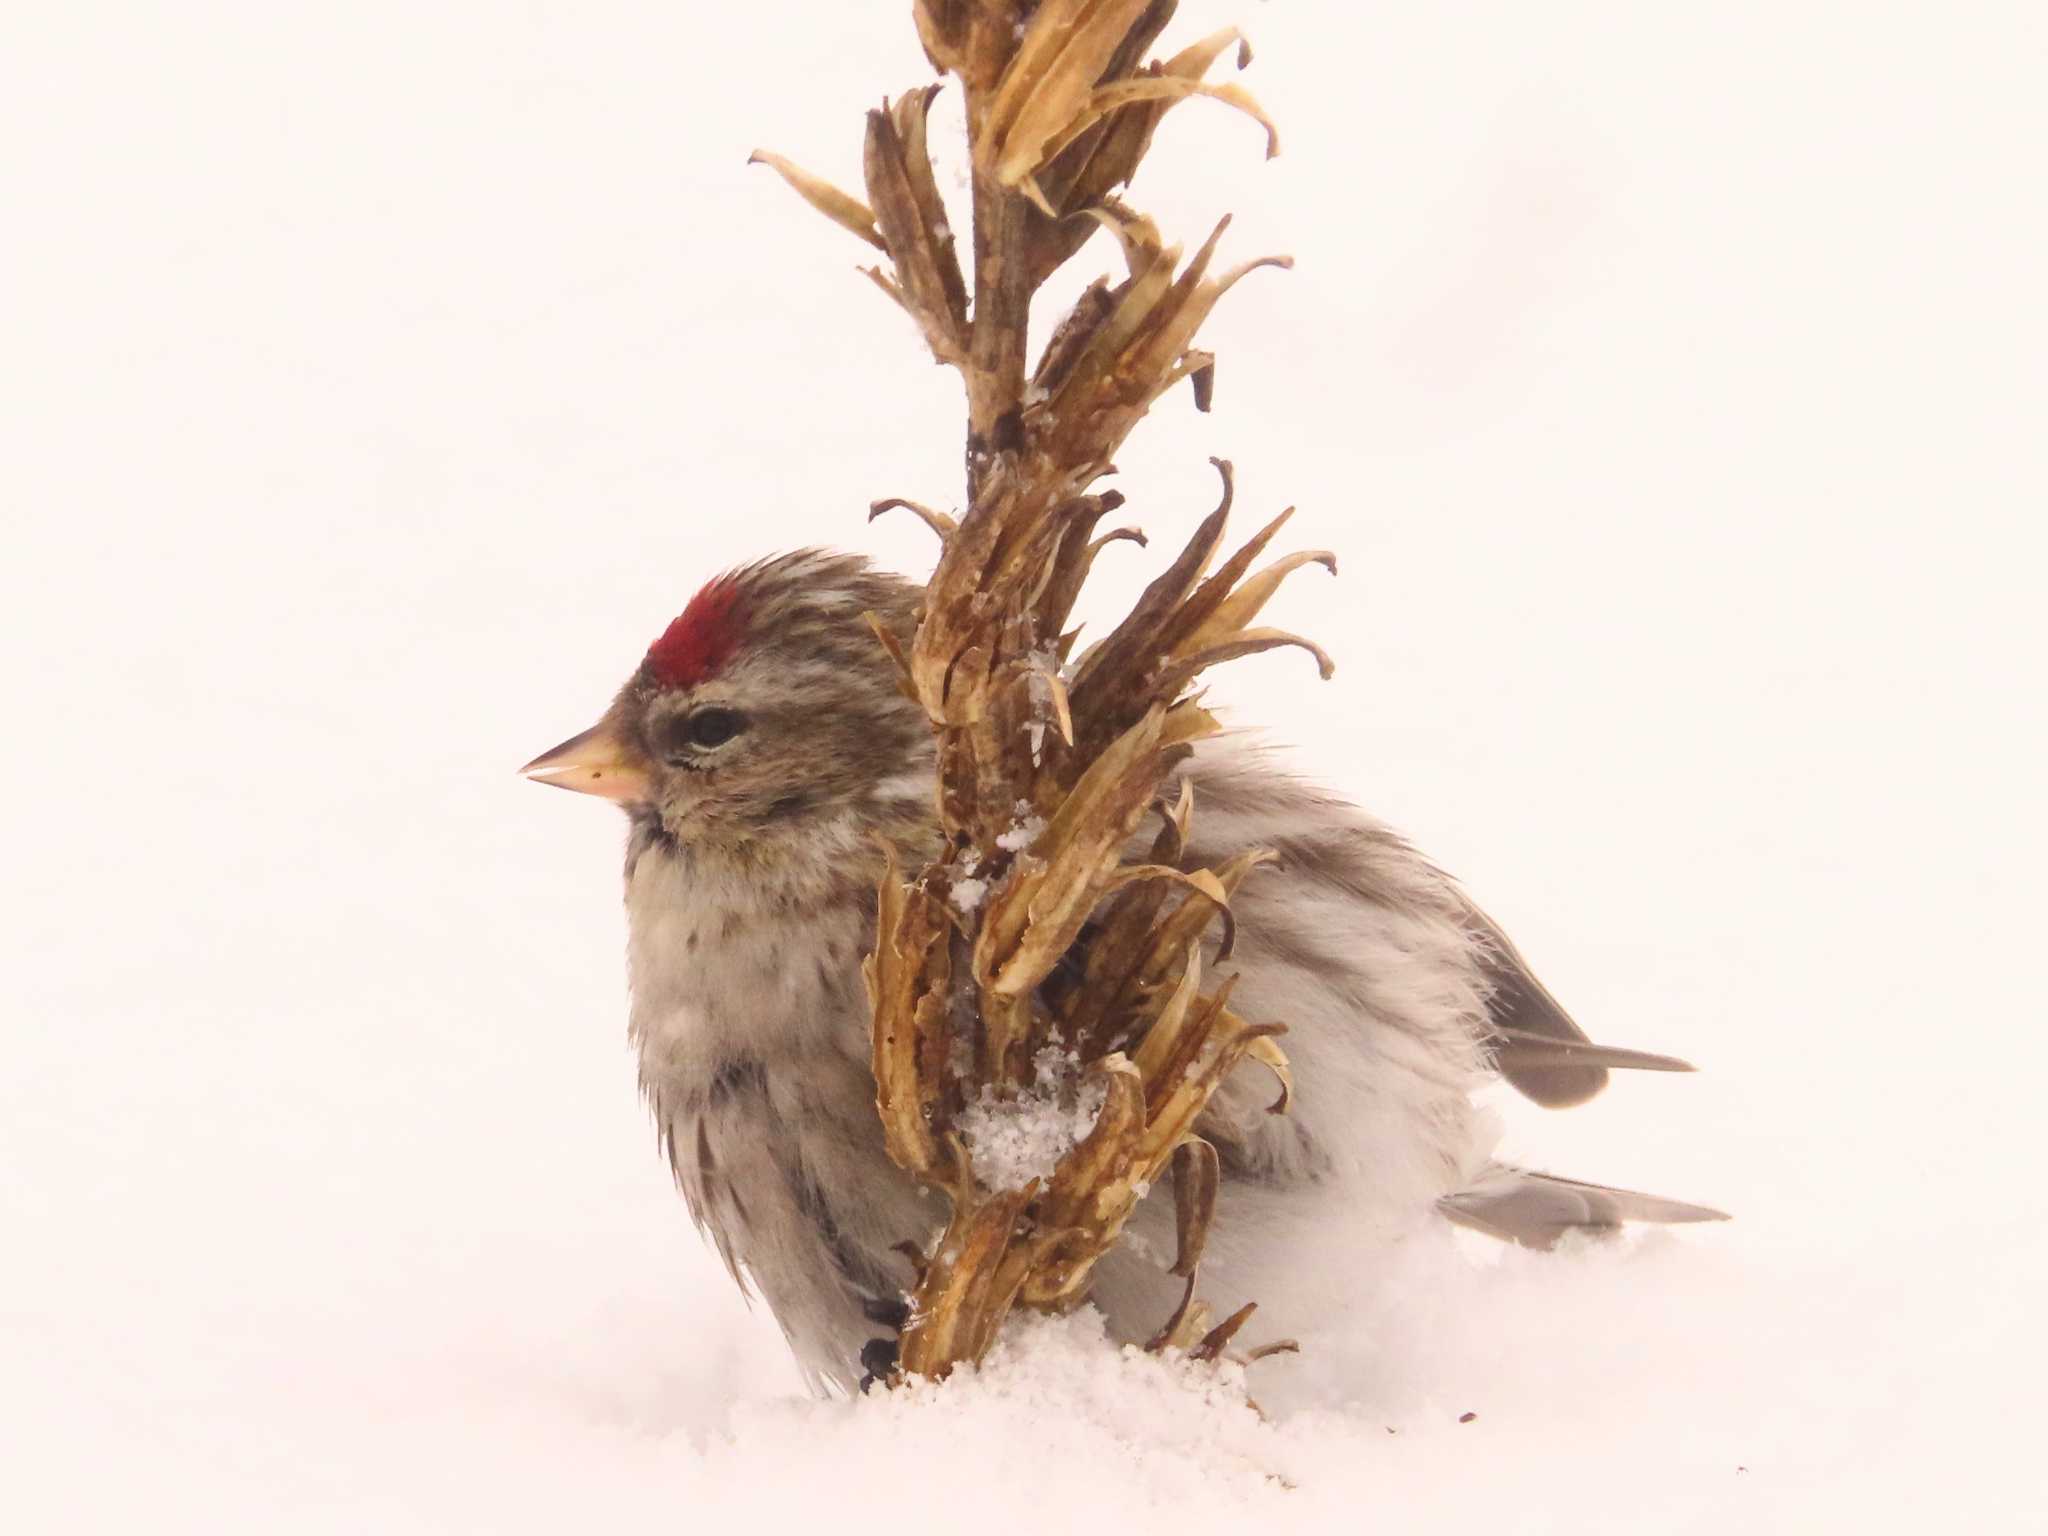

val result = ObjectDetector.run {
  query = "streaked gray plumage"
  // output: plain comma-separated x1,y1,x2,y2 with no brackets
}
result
523,550,1724,1392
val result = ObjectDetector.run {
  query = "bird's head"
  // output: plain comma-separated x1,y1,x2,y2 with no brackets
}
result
521,551,933,862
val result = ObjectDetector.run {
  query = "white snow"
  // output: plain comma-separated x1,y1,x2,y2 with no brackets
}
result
956,1050,1110,1189
708,1309,1295,1518
996,812,1045,853
4,1,2043,1531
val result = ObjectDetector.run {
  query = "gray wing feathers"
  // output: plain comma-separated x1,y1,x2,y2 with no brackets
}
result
1441,1168,1730,1250
1465,901,1697,1107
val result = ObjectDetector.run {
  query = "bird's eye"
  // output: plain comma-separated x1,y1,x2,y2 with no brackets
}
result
683,708,744,749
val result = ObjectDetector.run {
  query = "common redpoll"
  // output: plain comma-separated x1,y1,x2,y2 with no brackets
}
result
523,551,1723,1391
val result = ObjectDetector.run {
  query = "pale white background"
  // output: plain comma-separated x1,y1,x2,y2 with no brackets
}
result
3,2,2042,1530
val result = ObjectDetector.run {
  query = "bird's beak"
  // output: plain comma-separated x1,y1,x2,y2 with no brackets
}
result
519,721,651,803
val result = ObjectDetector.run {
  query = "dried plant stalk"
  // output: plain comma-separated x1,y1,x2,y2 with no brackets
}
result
758,0,1326,1382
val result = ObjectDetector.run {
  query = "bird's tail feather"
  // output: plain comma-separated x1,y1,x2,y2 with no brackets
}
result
1440,1166,1729,1250
1490,1025,1696,1082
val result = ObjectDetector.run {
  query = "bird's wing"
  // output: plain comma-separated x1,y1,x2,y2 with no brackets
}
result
1440,1166,1729,1250
1463,900,1696,1108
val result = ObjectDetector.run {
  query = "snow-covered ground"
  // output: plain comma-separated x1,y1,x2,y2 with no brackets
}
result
5,3,2042,1529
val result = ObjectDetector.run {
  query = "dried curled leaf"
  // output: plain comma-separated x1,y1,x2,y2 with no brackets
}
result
1244,1031,1294,1115
863,90,970,364
910,0,971,75
869,496,960,539
1148,1271,1214,1353
975,702,1180,1007
1178,545,1338,657
981,0,1160,195
1025,1,1179,259
894,1167,1044,1378
1169,1136,1220,1277
983,5,1278,216
1023,74,1279,216
1038,217,1294,454
863,843,950,1179
747,150,884,250
1190,1301,1259,1362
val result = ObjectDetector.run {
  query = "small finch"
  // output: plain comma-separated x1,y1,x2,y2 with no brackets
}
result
523,551,1723,1391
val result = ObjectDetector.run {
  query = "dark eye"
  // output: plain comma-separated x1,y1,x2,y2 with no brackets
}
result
683,708,743,749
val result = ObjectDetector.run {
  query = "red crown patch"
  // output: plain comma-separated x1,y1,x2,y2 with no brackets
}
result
646,576,747,689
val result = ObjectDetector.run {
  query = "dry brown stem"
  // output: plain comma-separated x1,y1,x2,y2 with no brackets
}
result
759,0,1325,1383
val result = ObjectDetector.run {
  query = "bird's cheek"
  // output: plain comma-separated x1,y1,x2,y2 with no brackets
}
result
657,775,725,832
